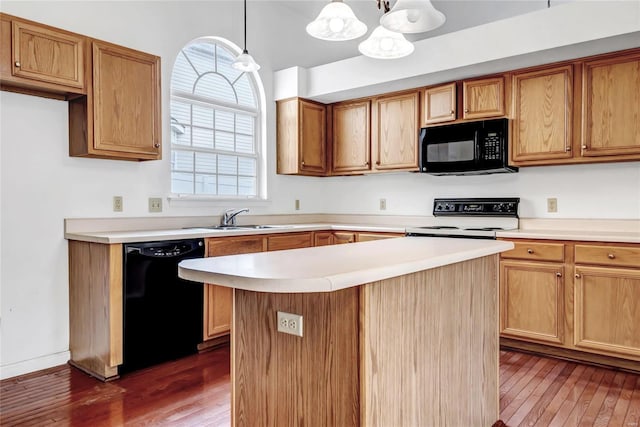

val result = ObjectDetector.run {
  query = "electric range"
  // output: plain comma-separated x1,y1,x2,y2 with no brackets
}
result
406,198,520,239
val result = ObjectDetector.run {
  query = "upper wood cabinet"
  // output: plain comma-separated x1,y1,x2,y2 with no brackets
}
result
462,76,505,120
371,91,420,172
511,65,574,164
0,13,86,96
422,82,456,125
331,99,371,174
69,40,161,161
277,98,327,176
582,51,640,158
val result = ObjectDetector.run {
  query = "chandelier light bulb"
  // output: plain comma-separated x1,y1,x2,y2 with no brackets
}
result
358,25,415,59
306,1,368,41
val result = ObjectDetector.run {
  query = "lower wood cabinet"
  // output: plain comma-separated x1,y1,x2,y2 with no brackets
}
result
314,231,403,246
500,238,640,366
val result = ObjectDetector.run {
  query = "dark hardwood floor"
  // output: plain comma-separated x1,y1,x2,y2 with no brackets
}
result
1,347,639,426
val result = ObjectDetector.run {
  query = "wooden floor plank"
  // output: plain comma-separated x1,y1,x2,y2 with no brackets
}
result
2,348,638,427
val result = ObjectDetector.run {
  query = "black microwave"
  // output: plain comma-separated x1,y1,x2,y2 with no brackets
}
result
419,118,517,175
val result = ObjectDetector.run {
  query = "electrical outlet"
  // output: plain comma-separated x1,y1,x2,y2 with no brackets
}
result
113,196,123,212
277,311,303,337
295,199,300,211
379,198,387,211
547,198,558,213
149,197,163,213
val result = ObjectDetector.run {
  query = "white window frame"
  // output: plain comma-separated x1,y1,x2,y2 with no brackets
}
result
168,37,267,202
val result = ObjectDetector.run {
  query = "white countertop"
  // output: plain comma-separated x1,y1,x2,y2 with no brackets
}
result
64,223,406,244
496,229,640,243
178,236,514,293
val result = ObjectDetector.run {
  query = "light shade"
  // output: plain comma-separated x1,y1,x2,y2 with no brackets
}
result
232,49,261,72
306,1,368,41
380,0,445,34
358,26,414,59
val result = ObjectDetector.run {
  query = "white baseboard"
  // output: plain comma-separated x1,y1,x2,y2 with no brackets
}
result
0,351,70,380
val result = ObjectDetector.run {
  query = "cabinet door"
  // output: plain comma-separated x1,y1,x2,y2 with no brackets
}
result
11,20,85,90
511,65,574,163
332,100,371,174
582,52,640,158
299,99,327,174
574,266,640,359
462,77,505,120
372,91,419,171
422,82,456,125
333,232,356,244
356,232,402,242
500,261,564,345
267,232,313,251
204,236,265,340
314,231,334,246
92,41,161,159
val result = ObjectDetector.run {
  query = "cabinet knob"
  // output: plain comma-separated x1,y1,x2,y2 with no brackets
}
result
607,253,615,259
301,161,305,166
575,273,581,279
154,143,160,148
527,248,534,254
464,109,469,113
376,161,381,166
556,272,562,277
365,161,369,166
450,110,454,115
14,61,20,68
565,146,571,152
581,145,588,150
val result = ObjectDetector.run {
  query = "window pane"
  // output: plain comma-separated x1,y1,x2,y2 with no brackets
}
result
218,155,237,175
215,131,234,151
215,110,234,132
172,172,193,194
238,176,256,196
192,105,214,129
171,124,191,146
236,115,254,135
195,152,216,173
171,52,198,93
172,150,194,172
170,100,190,125
216,44,243,83
238,157,256,176
183,43,215,75
218,175,237,195
234,74,256,108
192,128,214,149
195,174,216,194
236,134,254,154
194,73,235,103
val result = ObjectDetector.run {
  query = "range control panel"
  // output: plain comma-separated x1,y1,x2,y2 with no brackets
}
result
433,198,520,217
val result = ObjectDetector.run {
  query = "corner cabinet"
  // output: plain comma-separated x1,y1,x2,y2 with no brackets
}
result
277,98,327,176
69,40,162,161
511,65,574,164
0,13,86,96
581,51,640,158
371,91,420,172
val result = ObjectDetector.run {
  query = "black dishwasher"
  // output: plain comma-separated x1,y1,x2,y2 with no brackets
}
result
121,239,204,374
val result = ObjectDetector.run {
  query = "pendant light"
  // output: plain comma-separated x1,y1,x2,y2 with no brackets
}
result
358,25,414,59
306,0,368,41
380,0,445,34
232,0,260,72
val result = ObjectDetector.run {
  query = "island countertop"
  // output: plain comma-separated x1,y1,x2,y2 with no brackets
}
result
178,236,514,293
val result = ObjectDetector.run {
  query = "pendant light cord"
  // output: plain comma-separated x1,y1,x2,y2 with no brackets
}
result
243,0,248,52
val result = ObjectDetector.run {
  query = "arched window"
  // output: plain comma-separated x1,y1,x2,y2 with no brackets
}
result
170,38,264,198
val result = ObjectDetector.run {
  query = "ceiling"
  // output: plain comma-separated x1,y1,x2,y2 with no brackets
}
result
256,0,574,70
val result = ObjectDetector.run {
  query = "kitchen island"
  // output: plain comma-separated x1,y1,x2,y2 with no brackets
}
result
179,236,514,427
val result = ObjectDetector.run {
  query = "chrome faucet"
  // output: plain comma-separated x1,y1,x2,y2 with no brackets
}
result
221,208,249,226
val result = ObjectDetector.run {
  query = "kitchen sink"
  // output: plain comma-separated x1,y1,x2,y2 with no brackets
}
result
185,225,290,231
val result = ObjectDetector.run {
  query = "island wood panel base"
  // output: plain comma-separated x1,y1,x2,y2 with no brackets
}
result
361,255,499,427
68,240,123,380
232,287,360,427
232,255,499,426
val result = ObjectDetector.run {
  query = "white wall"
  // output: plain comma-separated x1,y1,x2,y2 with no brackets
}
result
1,1,639,378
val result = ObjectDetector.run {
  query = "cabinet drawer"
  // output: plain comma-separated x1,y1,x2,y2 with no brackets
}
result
575,244,640,268
267,232,313,251
501,241,565,262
